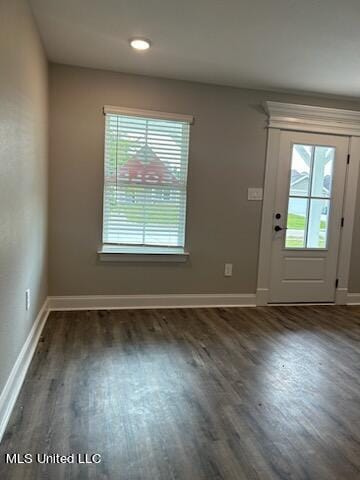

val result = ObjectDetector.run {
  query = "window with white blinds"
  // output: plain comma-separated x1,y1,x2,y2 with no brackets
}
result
102,107,192,248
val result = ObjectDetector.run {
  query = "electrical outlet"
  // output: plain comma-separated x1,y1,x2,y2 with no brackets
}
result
25,289,30,311
224,263,233,277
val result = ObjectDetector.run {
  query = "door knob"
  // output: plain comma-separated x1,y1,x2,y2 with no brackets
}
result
274,225,284,232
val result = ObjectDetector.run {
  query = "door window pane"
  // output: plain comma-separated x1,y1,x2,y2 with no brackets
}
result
285,198,308,248
284,142,335,250
289,144,313,197
311,146,334,198
307,199,330,248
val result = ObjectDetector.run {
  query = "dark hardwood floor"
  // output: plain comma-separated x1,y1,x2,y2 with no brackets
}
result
1,306,360,480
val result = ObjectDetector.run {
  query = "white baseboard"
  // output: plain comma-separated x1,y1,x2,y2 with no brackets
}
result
47,293,257,311
346,293,360,305
46,292,360,310
0,300,49,443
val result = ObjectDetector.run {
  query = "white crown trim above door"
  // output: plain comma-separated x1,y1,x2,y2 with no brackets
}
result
257,102,360,306
264,102,360,136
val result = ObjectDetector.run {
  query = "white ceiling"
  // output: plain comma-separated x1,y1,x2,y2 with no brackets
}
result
30,0,360,98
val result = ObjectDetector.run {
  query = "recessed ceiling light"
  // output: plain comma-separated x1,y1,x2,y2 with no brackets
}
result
129,38,151,51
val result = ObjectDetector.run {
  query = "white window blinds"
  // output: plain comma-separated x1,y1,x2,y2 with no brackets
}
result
102,108,191,248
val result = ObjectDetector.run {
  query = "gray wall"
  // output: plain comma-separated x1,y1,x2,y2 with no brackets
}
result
49,63,360,296
0,0,48,394
349,194,360,292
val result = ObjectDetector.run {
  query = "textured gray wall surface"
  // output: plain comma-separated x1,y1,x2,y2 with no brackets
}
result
49,63,360,296
0,0,48,393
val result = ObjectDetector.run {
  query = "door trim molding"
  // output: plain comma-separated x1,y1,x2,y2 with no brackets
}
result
264,102,360,136
257,102,360,306
256,128,281,305
335,137,360,302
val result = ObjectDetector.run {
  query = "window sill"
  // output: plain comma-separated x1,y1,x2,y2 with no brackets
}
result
97,245,189,263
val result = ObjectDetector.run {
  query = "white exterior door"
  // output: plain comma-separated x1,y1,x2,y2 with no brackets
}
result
269,131,349,303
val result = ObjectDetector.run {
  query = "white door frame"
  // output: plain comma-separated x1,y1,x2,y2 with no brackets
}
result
257,102,360,306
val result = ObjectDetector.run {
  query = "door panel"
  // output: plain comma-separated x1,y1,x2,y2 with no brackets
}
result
269,132,348,303
282,257,325,280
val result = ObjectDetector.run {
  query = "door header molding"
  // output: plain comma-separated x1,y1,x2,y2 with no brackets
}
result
264,101,360,136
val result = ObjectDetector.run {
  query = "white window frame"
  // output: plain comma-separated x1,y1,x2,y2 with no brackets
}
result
98,106,194,262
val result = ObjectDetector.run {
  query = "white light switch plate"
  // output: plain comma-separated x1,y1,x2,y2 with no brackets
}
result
248,188,263,201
